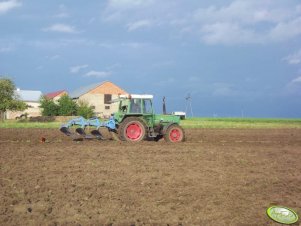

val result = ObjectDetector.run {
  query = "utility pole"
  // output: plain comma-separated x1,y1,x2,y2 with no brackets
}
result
185,94,193,117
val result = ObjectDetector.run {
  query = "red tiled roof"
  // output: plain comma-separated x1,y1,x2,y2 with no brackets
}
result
45,90,66,99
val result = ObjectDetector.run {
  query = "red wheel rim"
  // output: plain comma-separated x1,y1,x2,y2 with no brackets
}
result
169,128,182,142
126,123,142,141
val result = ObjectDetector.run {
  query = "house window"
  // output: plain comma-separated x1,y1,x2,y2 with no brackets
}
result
105,106,110,110
104,94,112,104
91,105,95,110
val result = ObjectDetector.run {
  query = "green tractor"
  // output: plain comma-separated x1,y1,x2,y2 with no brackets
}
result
60,94,185,142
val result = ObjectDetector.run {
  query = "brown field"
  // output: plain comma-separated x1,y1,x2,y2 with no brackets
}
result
0,128,300,226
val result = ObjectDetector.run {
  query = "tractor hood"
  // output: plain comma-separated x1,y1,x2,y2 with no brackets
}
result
154,114,181,125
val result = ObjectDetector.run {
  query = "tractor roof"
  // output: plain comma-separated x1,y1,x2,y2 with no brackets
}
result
110,94,153,103
119,94,153,99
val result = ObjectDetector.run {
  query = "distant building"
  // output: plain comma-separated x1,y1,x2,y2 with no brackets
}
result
45,90,68,102
6,89,43,119
70,81,128,118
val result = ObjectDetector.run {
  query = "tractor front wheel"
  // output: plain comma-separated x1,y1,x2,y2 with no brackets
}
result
119,117,147,142
164,124,185,142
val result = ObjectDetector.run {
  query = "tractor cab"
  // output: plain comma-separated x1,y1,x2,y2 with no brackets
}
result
114,94,154,123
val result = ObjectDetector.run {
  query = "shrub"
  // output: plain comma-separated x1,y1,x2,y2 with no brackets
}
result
77,100,95,119
40,96,59,116
57,95,78,116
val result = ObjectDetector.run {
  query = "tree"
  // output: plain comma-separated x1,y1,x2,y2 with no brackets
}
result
57,94,78,116
40,96,59,116
77,100,95,119
0,78,27,121
39,94,96,118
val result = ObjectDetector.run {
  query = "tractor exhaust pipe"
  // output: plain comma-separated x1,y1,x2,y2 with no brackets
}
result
163,96,166,115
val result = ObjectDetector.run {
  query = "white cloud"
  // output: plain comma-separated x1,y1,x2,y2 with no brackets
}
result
96,41,150,49
103,0,154,21
212,83,237,97
107,0,153,10
43,23,78,33
267,17,301,42
84,70,111,78
35,65,43,70
54,12,69,18
70,65,112,78
42,55,61,61
201,22,259,45
47,55,60,60
102,0,301,45
283,49,301,65
0,39,17,52
285,75,301,96
200,16,301,45
194,1,301,45
155,77,175,87
152,60,174,68
297,4,301,13
121,42,149,48
70,64,89,74
88,17,96,24
0,46,13,52
54,4,69,18
0,0,21,14
292,76,301,83
127,19,152,31
194,1,293,25
188,76,201,82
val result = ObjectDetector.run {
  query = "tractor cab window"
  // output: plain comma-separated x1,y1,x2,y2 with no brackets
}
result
130,99,141,113
120,100,128,112
143,99,153,114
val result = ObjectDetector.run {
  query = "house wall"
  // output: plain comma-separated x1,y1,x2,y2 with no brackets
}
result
6,101,41,119
78,93,120,118
77,82,127,118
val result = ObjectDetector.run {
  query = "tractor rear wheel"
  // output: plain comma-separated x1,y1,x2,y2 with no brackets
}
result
119,117,147,142
164,124,185,142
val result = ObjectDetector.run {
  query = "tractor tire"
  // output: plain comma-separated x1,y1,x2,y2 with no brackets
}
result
119,117,147,142
164,124,185,142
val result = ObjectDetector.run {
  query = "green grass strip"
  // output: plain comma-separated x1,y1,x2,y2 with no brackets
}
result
0,121,61,129
180,117,301,128
0,118,301,129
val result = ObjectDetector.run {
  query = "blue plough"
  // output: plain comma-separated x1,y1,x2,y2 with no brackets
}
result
60,116,117,140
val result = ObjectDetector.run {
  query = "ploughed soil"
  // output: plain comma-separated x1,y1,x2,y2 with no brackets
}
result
0,128,300,226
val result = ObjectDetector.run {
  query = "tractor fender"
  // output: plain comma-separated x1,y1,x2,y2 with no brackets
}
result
121,115,148,125
162,122,178,135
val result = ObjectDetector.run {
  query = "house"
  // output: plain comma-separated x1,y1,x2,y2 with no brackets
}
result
45,90,68,102
70,81,128,118
6,89,43,119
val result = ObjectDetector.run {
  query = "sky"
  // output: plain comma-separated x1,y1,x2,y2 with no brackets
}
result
1,0,301,118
